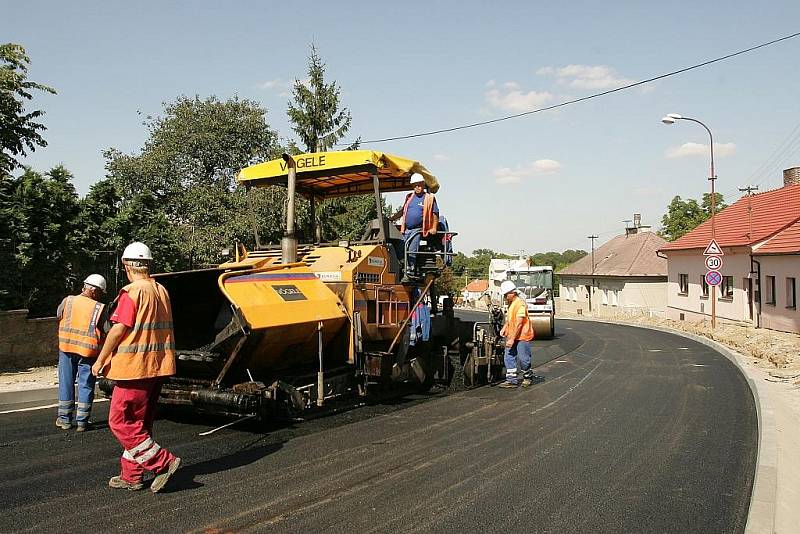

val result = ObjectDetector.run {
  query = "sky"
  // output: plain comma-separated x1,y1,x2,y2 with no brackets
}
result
4,1,800,256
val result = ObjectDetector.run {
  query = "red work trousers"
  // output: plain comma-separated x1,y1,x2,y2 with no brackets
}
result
108,378,176,484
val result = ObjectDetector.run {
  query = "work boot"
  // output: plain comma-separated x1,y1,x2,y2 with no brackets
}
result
151,457,182,493
75,422,91,432
55,418,72,430
109,476,144,491
499,381,518,389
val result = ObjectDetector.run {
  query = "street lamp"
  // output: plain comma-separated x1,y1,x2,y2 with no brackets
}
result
661,112,718,328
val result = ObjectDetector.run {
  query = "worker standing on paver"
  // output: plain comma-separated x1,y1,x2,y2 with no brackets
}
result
499,281,535,388
390,179,439,280
55,274,107,431
92,242,181,492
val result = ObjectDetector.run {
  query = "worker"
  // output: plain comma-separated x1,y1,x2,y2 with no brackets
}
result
498,281,535,388
55,274,107,431
389,179,439,281
92,242,181,493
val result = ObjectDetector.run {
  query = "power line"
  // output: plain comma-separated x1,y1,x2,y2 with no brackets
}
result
342,31,800,145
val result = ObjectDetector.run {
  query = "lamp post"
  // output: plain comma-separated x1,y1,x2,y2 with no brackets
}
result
661,113,717,328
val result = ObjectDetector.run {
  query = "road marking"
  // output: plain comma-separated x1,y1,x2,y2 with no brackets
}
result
0,398,109,415
648,349,663,352
531,360,601,415
554,360,568,363
677,347,689,350
690,364,708,367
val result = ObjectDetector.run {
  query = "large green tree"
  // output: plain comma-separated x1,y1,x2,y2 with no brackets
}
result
287,45,374,242
659,192,727,241
0,43,56,176
104,95,284,268
0,166,80,315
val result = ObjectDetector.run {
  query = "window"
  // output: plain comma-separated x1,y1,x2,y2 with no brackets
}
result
765,276,776,305
678,274,689,295
700,275,709,298
787,277,796,309
602,289,608,306
720,276,734,300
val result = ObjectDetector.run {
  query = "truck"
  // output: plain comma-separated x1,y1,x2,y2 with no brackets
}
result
488,258,555,339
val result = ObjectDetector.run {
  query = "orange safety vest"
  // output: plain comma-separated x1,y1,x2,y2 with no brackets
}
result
505,295,534,342
58,295,105,358
400,192,438,236
106,278,177,381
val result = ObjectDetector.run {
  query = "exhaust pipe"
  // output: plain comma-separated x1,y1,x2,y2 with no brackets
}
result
281,153,298,264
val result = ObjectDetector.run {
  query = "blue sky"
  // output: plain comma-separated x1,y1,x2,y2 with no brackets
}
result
4,1,800,255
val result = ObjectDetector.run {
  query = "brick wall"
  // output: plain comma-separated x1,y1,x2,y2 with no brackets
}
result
0,309,59,370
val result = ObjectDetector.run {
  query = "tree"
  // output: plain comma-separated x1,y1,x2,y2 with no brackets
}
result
104,95,283,268
287,45,373,242
0,43,56,176
0,166,80,315
659,192,727,241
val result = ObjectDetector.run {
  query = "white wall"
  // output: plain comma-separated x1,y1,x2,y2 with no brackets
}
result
559,276,666,315
757,255,800,333
665,248,754,324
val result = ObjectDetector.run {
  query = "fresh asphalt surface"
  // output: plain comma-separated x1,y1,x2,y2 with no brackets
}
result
0,316,757,533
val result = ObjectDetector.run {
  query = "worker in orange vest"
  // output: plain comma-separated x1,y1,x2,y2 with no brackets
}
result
92,242,181,492
390,179,439,281
56,274,107,431
498,281,535,388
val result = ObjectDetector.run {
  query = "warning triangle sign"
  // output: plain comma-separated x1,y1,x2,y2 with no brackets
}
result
703,239,723,256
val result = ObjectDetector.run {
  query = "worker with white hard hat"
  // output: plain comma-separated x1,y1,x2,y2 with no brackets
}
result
55,273,108,431
389,175,440,281
92,241,181,492
498,280,535,388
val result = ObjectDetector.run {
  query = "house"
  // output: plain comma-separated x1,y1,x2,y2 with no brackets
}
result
558,214,668,316
461,279,489,306
659,167,800,333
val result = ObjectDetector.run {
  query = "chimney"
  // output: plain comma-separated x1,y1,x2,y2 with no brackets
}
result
633,213,642,228
783,167,800,187
625,213,651,236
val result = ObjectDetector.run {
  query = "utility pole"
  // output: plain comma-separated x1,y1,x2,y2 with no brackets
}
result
587,235,598,312
739,185,759,325
738,185,759,240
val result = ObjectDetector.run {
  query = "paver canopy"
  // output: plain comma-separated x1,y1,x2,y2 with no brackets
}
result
237,150,439,199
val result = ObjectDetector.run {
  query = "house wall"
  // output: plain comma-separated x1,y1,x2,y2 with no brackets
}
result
665,248,754,324
756,254,800,334
558,276,667,316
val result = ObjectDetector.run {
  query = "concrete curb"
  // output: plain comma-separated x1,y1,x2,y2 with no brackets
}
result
0,386,59,412
559,316,776,534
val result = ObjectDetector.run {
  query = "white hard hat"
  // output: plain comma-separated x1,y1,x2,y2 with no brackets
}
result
500,281,517,295
122,242,153,261
83,274,107,292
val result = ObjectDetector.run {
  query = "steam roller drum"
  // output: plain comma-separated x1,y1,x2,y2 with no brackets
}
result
530,315,554,339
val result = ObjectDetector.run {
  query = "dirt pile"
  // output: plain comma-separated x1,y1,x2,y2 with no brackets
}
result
558,309,799,371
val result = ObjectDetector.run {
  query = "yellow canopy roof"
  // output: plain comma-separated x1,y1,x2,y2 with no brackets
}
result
237,150,439,198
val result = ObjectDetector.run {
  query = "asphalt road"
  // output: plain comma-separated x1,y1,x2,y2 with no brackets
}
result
0,317,757,533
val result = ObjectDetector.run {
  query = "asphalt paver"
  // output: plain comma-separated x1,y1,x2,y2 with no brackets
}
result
0,318,757,533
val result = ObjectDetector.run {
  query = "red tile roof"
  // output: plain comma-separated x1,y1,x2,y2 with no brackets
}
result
756,219,800,254
559,231,667,276
464,279,489,292
660,184,800,251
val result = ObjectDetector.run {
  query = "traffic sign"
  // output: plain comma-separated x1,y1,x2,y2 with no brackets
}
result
705,270,722,287
705,255,723,270
703,239,723,256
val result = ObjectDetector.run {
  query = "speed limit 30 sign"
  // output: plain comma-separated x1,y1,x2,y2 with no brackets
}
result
705,255,723,270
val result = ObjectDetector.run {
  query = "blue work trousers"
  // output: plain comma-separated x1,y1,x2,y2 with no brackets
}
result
57,351,96,427
504,340,533,384
403,229,422,271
